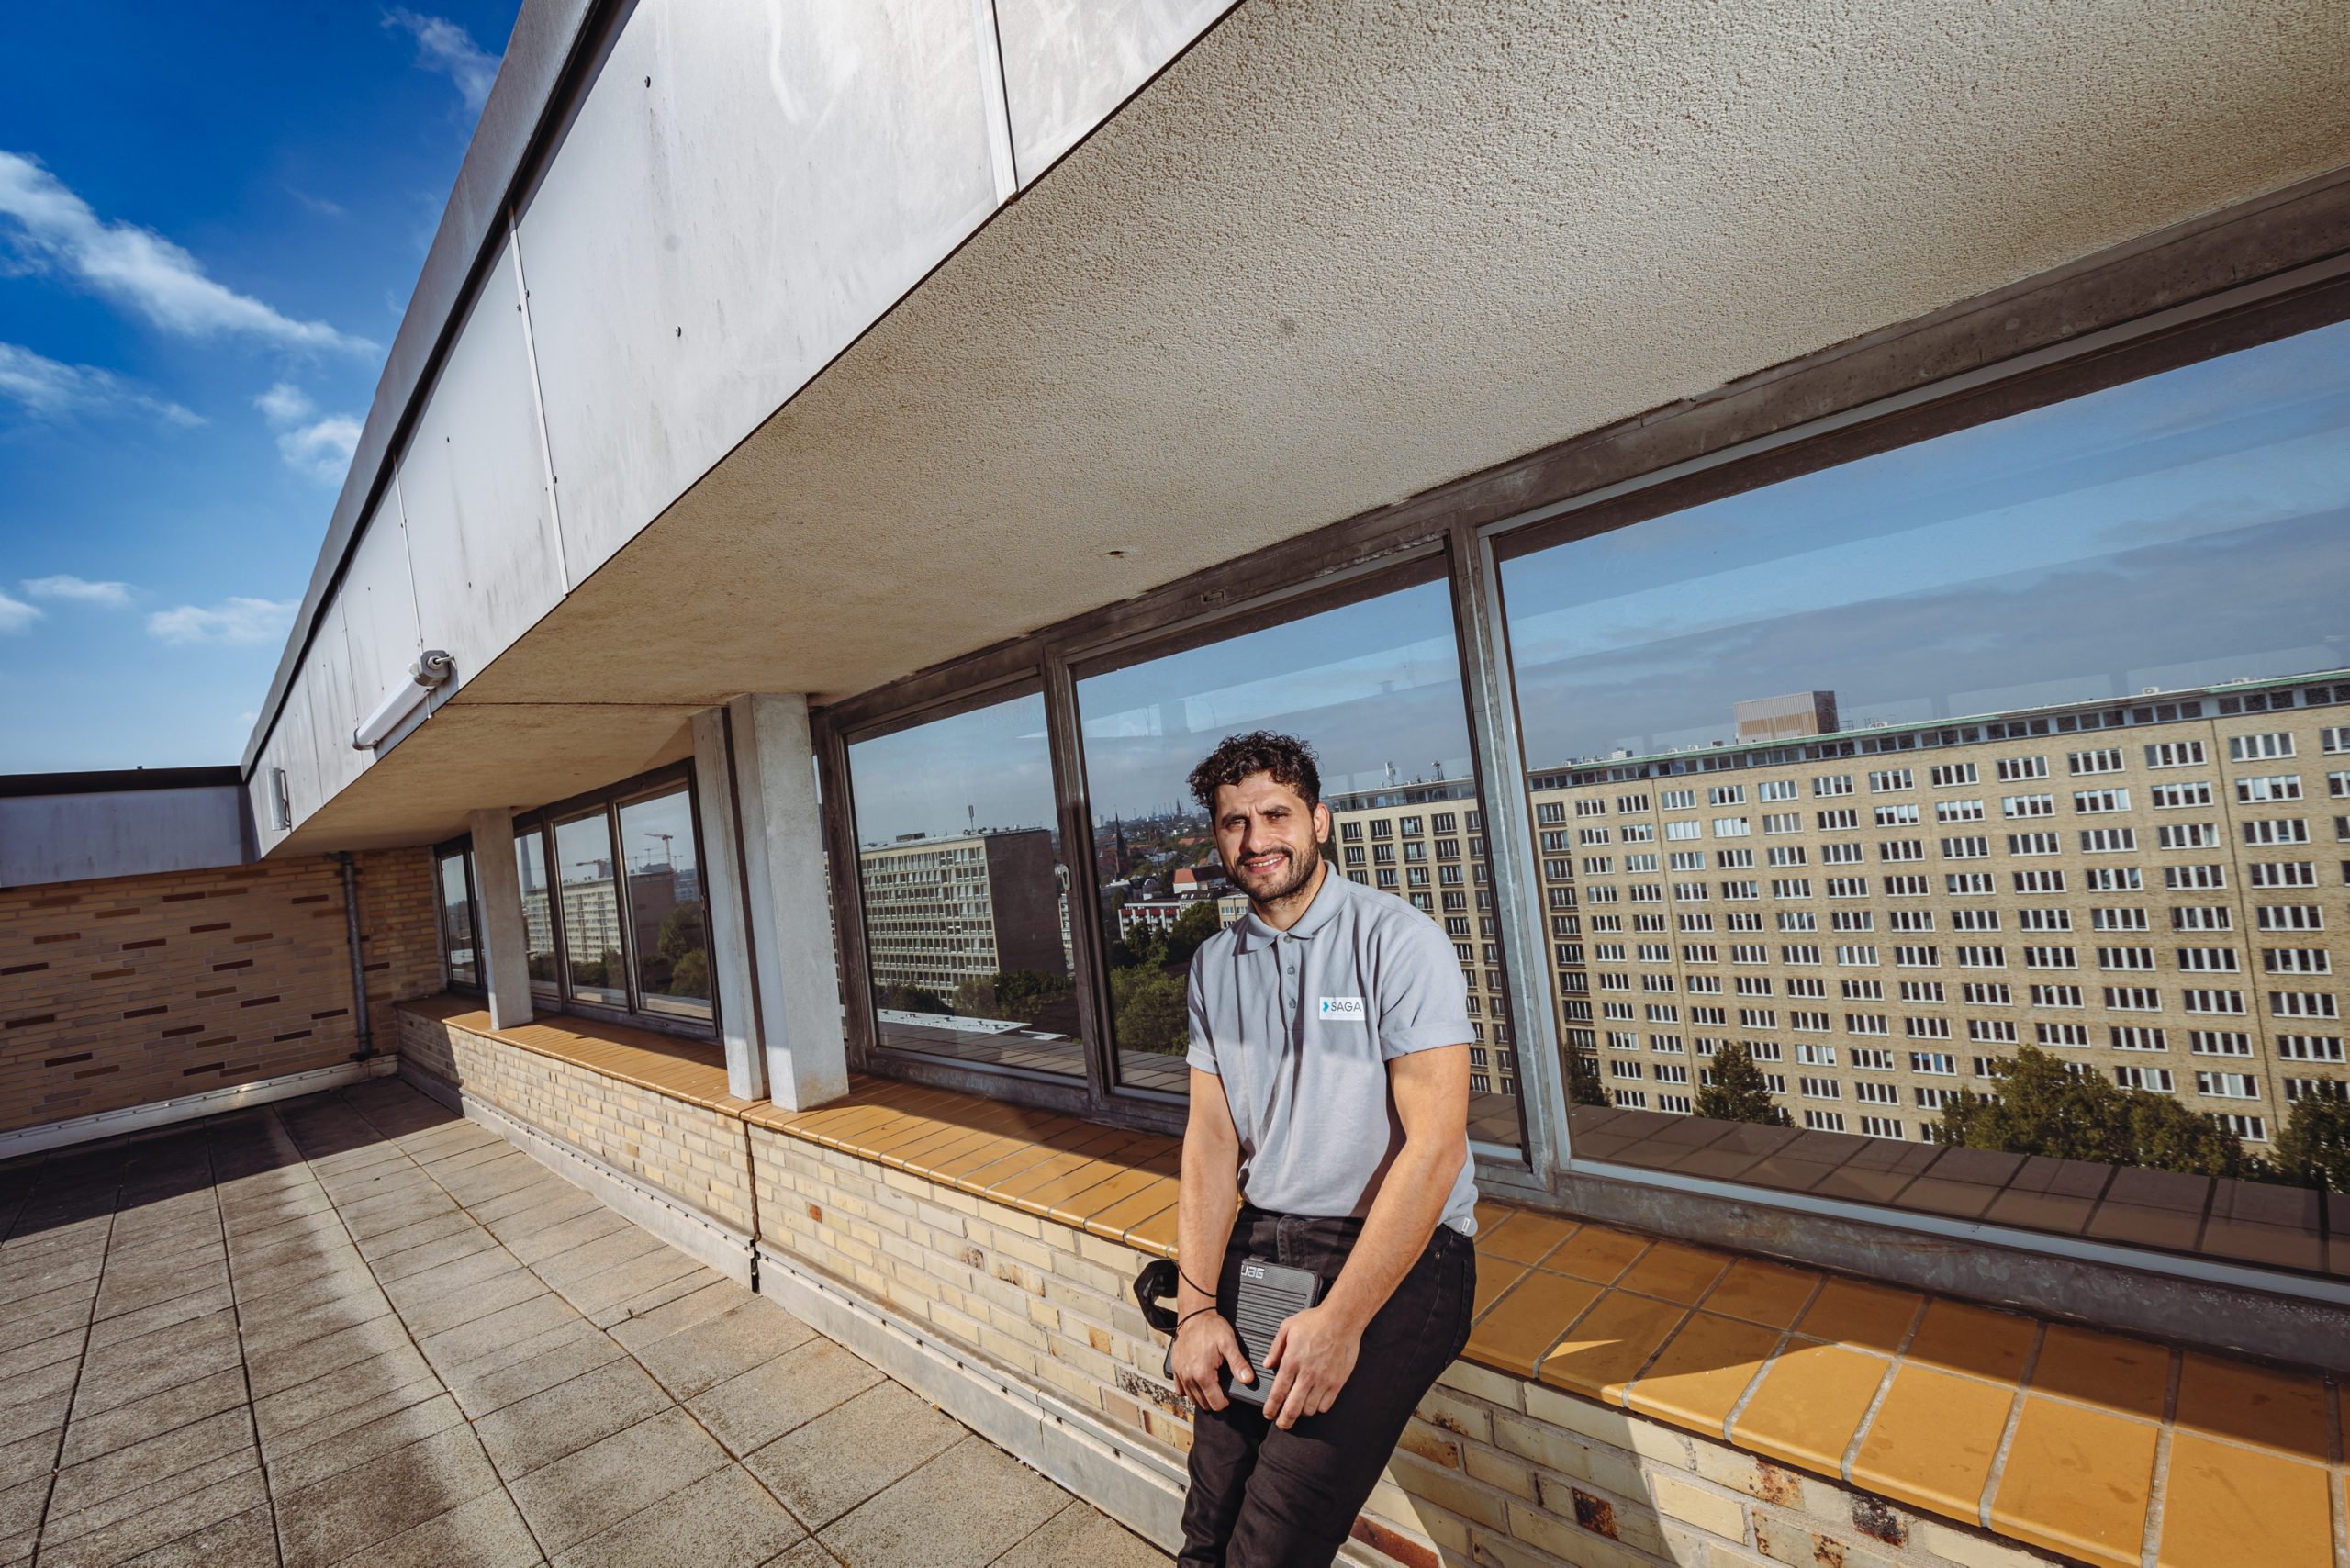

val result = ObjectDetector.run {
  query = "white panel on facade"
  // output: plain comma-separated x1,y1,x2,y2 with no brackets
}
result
300,601,367,802
338,500,425,736
266,683,323,838
992,0,1232,180
519,0,1002,581
398,233,566,684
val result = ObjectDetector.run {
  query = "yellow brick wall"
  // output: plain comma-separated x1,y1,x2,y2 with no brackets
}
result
0,848,436,1135
398,1011,755,1233
746,1129,2058,1568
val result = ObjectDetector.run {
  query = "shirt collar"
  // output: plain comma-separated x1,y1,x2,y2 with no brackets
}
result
1230,863,1345,954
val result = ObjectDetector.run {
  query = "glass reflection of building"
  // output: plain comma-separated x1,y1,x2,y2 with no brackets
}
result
857,828,1063,996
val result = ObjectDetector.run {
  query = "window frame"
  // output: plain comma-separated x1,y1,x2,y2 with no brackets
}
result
509,760,721,1044
805,179,2350,1332
431,835,484,996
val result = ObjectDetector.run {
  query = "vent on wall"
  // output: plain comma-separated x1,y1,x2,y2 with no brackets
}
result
271,767,292,831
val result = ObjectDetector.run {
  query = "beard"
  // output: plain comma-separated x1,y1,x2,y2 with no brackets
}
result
1227,836,1323,905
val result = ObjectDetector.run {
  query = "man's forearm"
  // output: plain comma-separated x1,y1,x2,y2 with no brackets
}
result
1319,1131,1460,1331
1177,1137,1241,1317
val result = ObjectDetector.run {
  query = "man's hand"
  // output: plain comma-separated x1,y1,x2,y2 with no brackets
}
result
1170,1311,1254,1413
1259,1303,1363,1429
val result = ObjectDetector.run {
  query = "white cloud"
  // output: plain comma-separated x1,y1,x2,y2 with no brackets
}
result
0,152,372,353
255,381,361,484
146,597,297,646
0,341,202,426
385,11,501,112
0,589,39,633
22,575,132,608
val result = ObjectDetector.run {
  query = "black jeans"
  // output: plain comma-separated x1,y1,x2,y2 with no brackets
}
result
1178,1208,1476,1568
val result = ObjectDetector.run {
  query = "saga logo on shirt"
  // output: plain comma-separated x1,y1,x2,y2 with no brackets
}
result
1317,996,1367,1020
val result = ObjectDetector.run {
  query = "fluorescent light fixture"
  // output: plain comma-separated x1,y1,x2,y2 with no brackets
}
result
352,650,455,750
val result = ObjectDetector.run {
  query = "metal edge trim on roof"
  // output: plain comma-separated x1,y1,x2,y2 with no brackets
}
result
240,0,609,779
0,767,244,800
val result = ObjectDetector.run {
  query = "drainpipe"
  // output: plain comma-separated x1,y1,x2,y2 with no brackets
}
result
339,852,375,1060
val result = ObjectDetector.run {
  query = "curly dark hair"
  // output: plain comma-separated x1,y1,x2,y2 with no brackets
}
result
1188,731,1322,814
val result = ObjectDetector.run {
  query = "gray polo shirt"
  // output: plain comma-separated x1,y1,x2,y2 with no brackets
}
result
1185,867,1479,1236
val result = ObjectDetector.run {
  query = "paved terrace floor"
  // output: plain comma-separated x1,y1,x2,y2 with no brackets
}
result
0,1078,1169,1568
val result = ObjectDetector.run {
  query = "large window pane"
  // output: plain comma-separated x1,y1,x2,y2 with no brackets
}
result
1075,570,1525,1145
1497,319,2350,1271
554,812,626,1008
620,788,712,1023
517,829,559,996
436,849,478,989
846,692,1082,1076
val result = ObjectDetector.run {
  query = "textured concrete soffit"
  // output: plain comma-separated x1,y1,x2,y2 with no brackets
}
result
291,0,2350,847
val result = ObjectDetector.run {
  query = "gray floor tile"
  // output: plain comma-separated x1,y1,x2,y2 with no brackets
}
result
470,1174,595,1228
0,1282,98,1352
531,1226,666,1289
444,1323,629,1420
269,1390,469,1495
589,1263,728,1329
87,1282,235,1349
0,1426,60,1492
415,1291,583,1374
389,1261,544,1338
238,1288,396,1360
0,1323,84,1383
818,1437,1069,1568
260,1368,446,1466
503,1206,634,1267
554,1246,706,1320
551,1462,805,1568
329,1484,543,1568
634,1297,813,1401
475,1355,674,1480
368,1217,505,1279
0,1363,78,1450
601,1279,747,1353
274,1421,505,1568
35,1464,271,1568
508,1406,733,1556
688,1337,882,1457
246,1309,414,1398
112,1500,280,1567
72,1308,241,1417
0,1472,48,1564
983,1503,1173,1568
41,1445,263,1555
59,1365,247,1465
49,1406,254,1524
252,1342,436,1443
744,1382,965,1530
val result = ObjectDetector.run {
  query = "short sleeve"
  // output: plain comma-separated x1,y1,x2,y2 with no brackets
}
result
1375,912,1474,1058
1184,962,1218,1076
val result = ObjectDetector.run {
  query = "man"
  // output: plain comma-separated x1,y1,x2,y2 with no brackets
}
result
1169,730,1478,1567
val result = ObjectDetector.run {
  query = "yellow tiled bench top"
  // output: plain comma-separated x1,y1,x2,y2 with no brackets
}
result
405,1004,2347,1568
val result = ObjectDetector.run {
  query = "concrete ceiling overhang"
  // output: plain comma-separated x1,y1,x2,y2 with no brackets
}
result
282,0,2350,852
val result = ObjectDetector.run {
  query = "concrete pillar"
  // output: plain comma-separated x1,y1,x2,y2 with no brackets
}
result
466,807,535,1031
691,708,767,1102
726,693,850,1111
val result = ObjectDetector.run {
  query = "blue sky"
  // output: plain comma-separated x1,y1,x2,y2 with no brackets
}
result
0,2,520,773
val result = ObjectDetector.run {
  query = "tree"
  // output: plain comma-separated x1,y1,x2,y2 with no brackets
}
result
1932,1046,2256,1181
2271,1090,2350,1193
874,983,950,1015
1566,1050,1612,1108
1694,1042,1792,1126
1109,964,1189,1055
1162,901,1225,968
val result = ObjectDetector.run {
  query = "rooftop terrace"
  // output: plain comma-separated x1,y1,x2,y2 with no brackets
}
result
0,1076,1164,1568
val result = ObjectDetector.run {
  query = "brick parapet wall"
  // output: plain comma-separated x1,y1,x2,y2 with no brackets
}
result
0,857,379,1133
398,1010,755,1233
745,1126,2053,1568
354,847,442,1048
